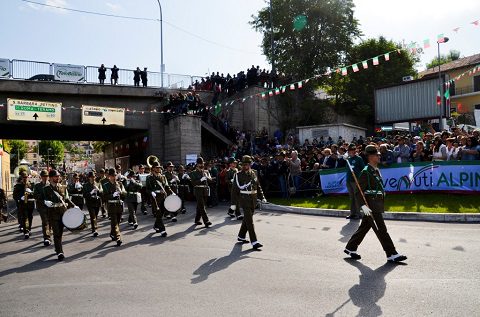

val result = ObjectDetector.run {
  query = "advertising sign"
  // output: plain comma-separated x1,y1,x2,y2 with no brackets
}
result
53,63,84,82
82,105,125,126
7,98,62,123
0,59,10,78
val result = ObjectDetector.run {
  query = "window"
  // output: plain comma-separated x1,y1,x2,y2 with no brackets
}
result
474,75,480,92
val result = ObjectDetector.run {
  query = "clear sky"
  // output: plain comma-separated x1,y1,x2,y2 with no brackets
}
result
1,0,479,78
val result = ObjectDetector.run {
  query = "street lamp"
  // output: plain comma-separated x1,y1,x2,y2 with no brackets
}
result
47,147,52,170
437,36,449,131
156,0,164,87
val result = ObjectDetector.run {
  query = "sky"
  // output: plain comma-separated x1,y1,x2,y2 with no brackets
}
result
1,0,480,78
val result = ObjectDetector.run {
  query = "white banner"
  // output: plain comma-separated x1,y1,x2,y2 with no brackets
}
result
0,59,10,78
81,105,125,126
53,63,84,82
319,162,480,194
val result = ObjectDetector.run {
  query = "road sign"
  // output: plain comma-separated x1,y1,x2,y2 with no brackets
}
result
381,126,393,131
82,105,125,126
7,98,62,123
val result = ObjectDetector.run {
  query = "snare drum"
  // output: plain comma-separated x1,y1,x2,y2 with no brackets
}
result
164,195,182,213
62,207,87,232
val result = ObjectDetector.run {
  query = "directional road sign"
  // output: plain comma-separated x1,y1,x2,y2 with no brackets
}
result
7,98,62,123
81,105,125,127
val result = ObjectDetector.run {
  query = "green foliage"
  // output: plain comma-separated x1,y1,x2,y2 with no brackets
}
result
39,140,65,163
426,50,461,69
92,141,110,153
4,140,28,171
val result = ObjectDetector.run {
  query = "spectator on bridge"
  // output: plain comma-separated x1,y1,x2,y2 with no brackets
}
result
98,64,107,85
133,67,141,87
141,67,148,87
111,65,119,85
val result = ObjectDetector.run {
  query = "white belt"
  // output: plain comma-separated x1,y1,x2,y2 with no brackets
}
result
154,190,163,193
50,203,64,208
71,194,83,197
128,192,138,194
27,198,35,202
108,200,123,204
240,190,256,195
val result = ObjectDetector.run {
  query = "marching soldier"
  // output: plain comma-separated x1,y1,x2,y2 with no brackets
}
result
346,144,365,220
83,171,102,237
124,170,142,229
68,173,84,211
13,171,35,239
102,168,126,246
43,169,75,261
231,155,267,250
225,157,243,220
33,170,51,246
344,145,407,263
135,164,149,215
177,165,189,214
146,161,173,237
164,161,180,222
189,157,212,228
96,169,109,218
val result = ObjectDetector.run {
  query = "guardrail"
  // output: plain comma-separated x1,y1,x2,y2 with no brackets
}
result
454,85,480,96
2,58,202,89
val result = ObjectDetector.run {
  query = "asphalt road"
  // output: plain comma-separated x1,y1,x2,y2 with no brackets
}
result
0,203,479,317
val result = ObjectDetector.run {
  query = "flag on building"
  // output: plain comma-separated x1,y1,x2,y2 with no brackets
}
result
0,142,3,156
341,67,348,76
423,39,430,49
444,88,451,108
352,64,359,72
373,56,379,66
437,89,441,106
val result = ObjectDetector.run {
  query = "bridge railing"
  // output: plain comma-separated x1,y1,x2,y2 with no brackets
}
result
3,57,201,89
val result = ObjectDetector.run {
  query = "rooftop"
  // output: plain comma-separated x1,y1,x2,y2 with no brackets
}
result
419,53,480,78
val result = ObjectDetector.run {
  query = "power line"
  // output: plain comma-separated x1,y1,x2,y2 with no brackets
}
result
20,0,259,54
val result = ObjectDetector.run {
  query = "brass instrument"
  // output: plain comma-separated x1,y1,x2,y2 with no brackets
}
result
146,155,160,168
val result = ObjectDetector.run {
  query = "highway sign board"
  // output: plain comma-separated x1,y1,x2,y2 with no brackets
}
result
82,105,125,126
7,98,62,123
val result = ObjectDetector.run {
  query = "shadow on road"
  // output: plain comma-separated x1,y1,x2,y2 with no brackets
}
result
326,259,406,317
338,219,360,243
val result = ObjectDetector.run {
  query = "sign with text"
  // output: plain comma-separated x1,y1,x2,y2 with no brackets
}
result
82,105,125,126
53,63,84,82
0,59,10,78
319,161,480,194
186,154,198,165
7,98,62,123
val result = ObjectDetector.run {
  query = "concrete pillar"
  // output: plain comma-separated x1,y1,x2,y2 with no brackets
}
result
163,115,201,165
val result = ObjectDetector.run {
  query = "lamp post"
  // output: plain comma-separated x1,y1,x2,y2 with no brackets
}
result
47,148,52,170
156,0,164,87
437,36,449,131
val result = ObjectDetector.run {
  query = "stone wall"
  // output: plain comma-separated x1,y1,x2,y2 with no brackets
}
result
163,115,202,165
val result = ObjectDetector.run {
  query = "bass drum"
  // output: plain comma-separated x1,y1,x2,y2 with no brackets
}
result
62,207,87,233
164,195,181,213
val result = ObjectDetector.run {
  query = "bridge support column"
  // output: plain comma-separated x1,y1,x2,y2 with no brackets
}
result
163,115,201,165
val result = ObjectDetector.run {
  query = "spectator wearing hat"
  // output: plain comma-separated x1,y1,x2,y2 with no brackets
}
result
33,170,51,246
189,157,212,227
344,145,407,263
124,170,142,229
67,173,84,211
346,144,365,220
141,67,148,87
445,138,460,161
43,169,76,261
83,171,102,236
102,168,127,246
231,155,267,249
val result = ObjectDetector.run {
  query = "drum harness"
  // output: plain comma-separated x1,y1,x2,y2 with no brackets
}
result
234,173,255,195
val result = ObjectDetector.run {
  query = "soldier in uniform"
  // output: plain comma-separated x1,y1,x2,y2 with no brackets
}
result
225,157,243,220
164,161,180,222
231,155,267,250
83,171,102,237
176,165,189,214
96,169,109,218
33,170,51,246
13,171,35,239
146,161,173,237
189,157,212,228
344,145,407,263
102,168,126,246
43,169,75,261
124,170,142,229
346,144,365,220
135,164,149,215
68,173,84,211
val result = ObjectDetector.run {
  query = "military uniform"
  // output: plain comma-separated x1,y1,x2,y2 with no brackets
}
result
33,172,51,245
135,166,149,214
96,172,109,217
13,174,35,238
346,144,365,219
83,174,102,236
146,164,173,235
225,160,242,219
189,157,211,227
231,156,266,249
67,176,84,210
43,170,74,259
176,167,189,214
124,172,142,228
345,145,407,263
164,163,179,221
102,169,127,245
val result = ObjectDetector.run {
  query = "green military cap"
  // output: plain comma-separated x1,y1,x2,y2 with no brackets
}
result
227,157,236,164
242,155,253,164
49,169,60,177
40,170,48,177
166,161,174,167
107,168,116,176
364,145,380,156
151,161,161,168
196,157,204,164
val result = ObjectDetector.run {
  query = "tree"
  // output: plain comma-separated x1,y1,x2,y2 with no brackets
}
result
330,37,418,128
92,141,110,154
3,140,28,171
39,140,65,165
426,50,461,69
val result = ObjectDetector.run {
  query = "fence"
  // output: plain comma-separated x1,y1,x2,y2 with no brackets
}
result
261,171,321,198
2,58,201,89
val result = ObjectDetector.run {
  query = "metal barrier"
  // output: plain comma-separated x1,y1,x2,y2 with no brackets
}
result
260,171,322,198
4,57,200,89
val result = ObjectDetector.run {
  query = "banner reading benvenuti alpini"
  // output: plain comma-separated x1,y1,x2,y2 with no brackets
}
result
319,161,480,194
0,59,10,78
53,63,84,82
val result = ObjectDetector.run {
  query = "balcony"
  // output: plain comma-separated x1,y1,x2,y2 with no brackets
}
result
453,85,480,97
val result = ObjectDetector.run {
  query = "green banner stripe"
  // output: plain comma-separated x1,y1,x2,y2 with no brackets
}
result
14,105,56,113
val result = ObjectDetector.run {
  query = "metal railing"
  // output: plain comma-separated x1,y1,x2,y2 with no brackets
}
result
3,58,202,89
454,85,480,96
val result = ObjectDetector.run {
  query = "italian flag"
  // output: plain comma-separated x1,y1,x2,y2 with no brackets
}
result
261,93,266,99
423,39,430,49
362,60,368,69
281,86,286,93
444,88,451,108
290,84,295,90
341,67,348,76
437,89,441,106
373,57,379,66
297,81,303,89
275,88,280,95
437,34,446,43
352,64,359,72
0,143,3,156
269,90,274,97
384,53,390,61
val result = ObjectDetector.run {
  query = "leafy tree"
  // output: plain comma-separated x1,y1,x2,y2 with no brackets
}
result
39,140,65,164
92,141,110,154
426,50,461,69
3,140,28,171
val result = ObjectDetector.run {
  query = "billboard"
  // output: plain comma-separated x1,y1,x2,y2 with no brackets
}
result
53,63,85,82
375,77,445,124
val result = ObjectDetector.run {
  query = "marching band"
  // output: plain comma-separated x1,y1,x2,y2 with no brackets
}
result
9,155,268,261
